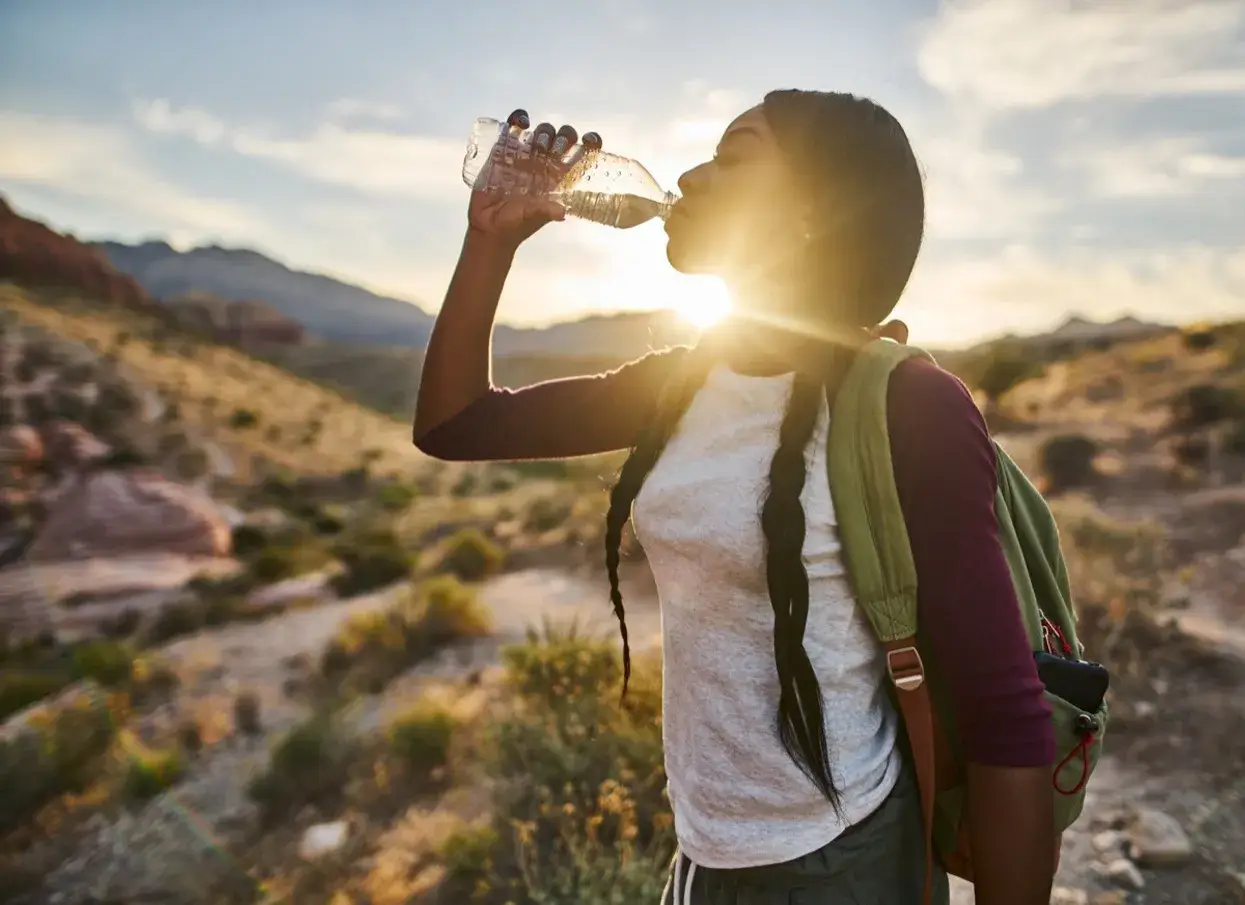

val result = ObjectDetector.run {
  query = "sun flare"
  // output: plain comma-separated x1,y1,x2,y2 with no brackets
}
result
672,277,732,328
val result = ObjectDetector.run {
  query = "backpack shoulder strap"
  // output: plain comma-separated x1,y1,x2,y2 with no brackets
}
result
825,338,934,640
825,337,939,905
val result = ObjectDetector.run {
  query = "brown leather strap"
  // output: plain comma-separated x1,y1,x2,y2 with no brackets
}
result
885,637,937,905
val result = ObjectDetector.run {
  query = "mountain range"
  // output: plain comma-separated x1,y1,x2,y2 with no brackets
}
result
91,239,695,357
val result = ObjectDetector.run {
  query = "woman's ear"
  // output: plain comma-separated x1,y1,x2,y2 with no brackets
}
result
872,319,909,344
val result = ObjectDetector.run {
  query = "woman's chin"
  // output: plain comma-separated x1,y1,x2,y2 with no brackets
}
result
665,236,717,276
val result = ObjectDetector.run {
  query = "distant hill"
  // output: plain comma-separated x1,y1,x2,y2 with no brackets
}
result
92,239,438,347
90,238,695,358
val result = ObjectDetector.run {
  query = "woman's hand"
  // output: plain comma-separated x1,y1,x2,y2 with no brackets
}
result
467,110,603,249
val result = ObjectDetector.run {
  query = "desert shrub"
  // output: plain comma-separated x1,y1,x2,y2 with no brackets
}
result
451,471,479,497
502,620,621,704
229,408,259,429
100,608,143,639
233,691,262,735
954,342,1043,407
231,524,269,557
129,656,180,705
1039,434,1100,494
177,718,203,755
524,497,572,533
376,481,418,513
1182,326,1217,351
248,541,329,583
145,601,205,644
70,640,134,687
320,578,490,693
440,823,500,897
1170,384,1242,431
1051,499,1166,672
246,712,351,819
437,529,505,582
388,699,455,773
312,511,346,536
124,746,185,800
0,669,72,721
331,527,415,597
460,630,672,904
0,690,116,833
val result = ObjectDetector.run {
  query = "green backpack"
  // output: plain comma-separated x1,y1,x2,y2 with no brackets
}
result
824,339,1110,903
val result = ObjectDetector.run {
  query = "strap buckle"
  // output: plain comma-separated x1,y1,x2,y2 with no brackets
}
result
887,645,926,691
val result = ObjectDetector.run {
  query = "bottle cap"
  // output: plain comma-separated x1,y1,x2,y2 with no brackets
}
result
506,109,530,129
582,132,603,150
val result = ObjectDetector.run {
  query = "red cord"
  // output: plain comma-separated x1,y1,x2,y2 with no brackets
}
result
1053,734,1093,795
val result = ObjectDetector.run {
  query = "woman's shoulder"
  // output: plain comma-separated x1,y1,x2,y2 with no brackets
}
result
887,354,980,421
885,354,991,456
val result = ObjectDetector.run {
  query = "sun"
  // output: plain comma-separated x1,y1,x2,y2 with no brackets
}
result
672,276,732,328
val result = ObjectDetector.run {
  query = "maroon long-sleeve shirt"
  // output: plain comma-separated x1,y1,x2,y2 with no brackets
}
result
416,348,1054,767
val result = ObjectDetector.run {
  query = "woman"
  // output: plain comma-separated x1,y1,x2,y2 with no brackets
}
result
415,91,1057,905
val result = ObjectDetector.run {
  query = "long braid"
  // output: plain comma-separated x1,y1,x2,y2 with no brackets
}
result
760,369,843,813
605,347,713,699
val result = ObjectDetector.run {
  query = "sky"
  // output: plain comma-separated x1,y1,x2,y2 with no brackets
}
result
1,0,1243,347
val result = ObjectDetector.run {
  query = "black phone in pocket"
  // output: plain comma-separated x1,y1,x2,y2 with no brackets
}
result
1034,651,1110,714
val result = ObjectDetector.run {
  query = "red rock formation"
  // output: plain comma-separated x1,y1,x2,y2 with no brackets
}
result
167,293,306,346
0,195,156,312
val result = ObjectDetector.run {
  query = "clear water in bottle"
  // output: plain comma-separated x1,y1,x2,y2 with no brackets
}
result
461,116,678,229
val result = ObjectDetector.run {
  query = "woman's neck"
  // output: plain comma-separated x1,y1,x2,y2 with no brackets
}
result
706,300,867,378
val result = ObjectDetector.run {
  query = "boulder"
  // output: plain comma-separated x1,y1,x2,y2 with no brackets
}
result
0,424,43,466
1126,807,1193,867
39,420,110,468
25,469,231,561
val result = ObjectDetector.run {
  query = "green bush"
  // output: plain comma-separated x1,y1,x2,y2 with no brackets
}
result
246,712,351,818
231,524,269,557
229,408,259,429
70,640,134,687
145,602,205,644
463,631,672,905
331,528,415,597
0,690,117,833
320,578,490,694
1038,434,1100,494
234,691,262,735
440,823,499,895
0,669,72,721
388,700,455,773
1171,384,1242,431
124,747,185,799
376,482,418,513
437,529,505,582
524,497,572,533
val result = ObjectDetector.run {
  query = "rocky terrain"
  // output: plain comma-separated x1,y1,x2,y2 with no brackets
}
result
1,265,1243,904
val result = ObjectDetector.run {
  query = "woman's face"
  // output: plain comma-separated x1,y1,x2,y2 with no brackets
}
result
664,106,810,283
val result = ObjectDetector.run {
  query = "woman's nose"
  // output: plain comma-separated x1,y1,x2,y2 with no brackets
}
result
677,162,711,197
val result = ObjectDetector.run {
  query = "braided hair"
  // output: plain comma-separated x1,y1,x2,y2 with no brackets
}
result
604,90,925,810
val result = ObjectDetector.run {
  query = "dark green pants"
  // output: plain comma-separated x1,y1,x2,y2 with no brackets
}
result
660,769,950,904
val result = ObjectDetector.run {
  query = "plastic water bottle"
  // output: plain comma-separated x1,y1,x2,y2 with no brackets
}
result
461,111,679,229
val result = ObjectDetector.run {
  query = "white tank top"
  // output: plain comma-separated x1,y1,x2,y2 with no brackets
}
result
632,362,902,869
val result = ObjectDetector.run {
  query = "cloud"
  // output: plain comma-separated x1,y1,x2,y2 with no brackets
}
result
899,243,1245,345
919,0,1245,111
324,98,405,123
911,115,1061,241
0,110,263,239
132,85,743,211
134,99,465,201
1065,136,1245,198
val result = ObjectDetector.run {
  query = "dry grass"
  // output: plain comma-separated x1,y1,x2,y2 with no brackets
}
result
2,284,428,480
